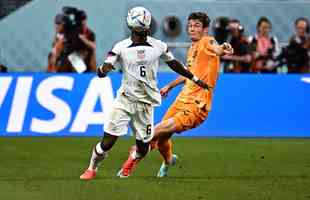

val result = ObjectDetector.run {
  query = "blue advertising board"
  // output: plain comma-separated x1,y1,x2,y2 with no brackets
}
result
0,73,309,137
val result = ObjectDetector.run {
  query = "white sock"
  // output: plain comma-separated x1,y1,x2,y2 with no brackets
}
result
130,150,142,159
88,142,107,170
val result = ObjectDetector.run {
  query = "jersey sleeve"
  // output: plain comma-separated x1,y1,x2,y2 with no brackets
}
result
201,37,220,88
158,41,175,62
204,37,219,55
198,37,220,89
104,41,122,65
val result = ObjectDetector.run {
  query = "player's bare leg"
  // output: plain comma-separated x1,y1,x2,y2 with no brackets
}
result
154,118,179,177
117,139,150,177
80,133,118,180
154,118,176,162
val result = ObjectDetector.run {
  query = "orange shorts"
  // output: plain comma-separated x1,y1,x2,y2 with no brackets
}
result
162,100,209,133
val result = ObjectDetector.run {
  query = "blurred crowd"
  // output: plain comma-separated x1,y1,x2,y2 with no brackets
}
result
214,16,310,73
47,6,96,73
0,7,309,74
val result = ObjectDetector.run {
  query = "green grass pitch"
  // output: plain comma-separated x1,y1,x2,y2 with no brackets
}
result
0,137,309,200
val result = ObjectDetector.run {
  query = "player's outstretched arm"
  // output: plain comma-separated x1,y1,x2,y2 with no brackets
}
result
97,63,115,78
160,76,186,97
166,59,211,91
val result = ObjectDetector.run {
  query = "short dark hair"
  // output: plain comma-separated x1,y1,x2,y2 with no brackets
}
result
257,17,271,29
230,19,240,24
54,13,65,24
80,10,87,21
295,17,310,33
188,12,211,28
229,19,244,33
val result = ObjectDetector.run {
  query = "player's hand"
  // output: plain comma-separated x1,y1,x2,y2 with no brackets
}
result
97,63,114,78
221,42,234,55
160,85,171,97
97,65,108,78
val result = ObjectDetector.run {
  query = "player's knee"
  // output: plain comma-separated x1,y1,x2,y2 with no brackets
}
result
156,118,176,134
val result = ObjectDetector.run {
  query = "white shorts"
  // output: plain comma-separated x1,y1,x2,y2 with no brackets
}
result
104,93,154,143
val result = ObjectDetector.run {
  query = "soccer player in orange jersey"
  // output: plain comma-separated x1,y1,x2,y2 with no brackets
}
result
117,12,233,177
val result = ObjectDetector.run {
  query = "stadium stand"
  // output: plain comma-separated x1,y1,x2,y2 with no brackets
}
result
0,0,309,71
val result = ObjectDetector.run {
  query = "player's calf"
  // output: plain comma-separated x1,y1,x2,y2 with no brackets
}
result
80,134,118,180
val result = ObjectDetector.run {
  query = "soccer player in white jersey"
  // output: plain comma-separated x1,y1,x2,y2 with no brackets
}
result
80,6,210,180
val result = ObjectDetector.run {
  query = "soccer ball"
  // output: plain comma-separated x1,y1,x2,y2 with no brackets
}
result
127,6,151,29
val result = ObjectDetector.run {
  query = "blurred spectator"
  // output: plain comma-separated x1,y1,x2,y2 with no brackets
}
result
48,7,96,73
47,13,65,72
212,16,230,44
0,64,8,72
78,10,96,72
221,19,251,73
284,17,309,73
248,17,281,73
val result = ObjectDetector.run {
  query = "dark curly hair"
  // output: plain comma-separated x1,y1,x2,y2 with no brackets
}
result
188,12,211,28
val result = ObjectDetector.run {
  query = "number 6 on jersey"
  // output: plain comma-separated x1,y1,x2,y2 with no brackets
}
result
140,65,146,77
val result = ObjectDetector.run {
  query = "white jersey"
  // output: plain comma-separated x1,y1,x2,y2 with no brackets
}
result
105,36,175,106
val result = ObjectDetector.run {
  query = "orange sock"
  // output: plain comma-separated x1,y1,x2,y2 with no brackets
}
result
158,139,173,164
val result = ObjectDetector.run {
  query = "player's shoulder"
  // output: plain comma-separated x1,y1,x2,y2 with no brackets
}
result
197,36,218,52
201,36,217,46
113,37,132,49
147,36,167,47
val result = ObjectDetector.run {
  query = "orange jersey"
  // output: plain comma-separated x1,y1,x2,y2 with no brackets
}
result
176,35,220,111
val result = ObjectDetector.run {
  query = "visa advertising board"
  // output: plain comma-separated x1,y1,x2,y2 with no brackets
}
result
0,73,309,137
